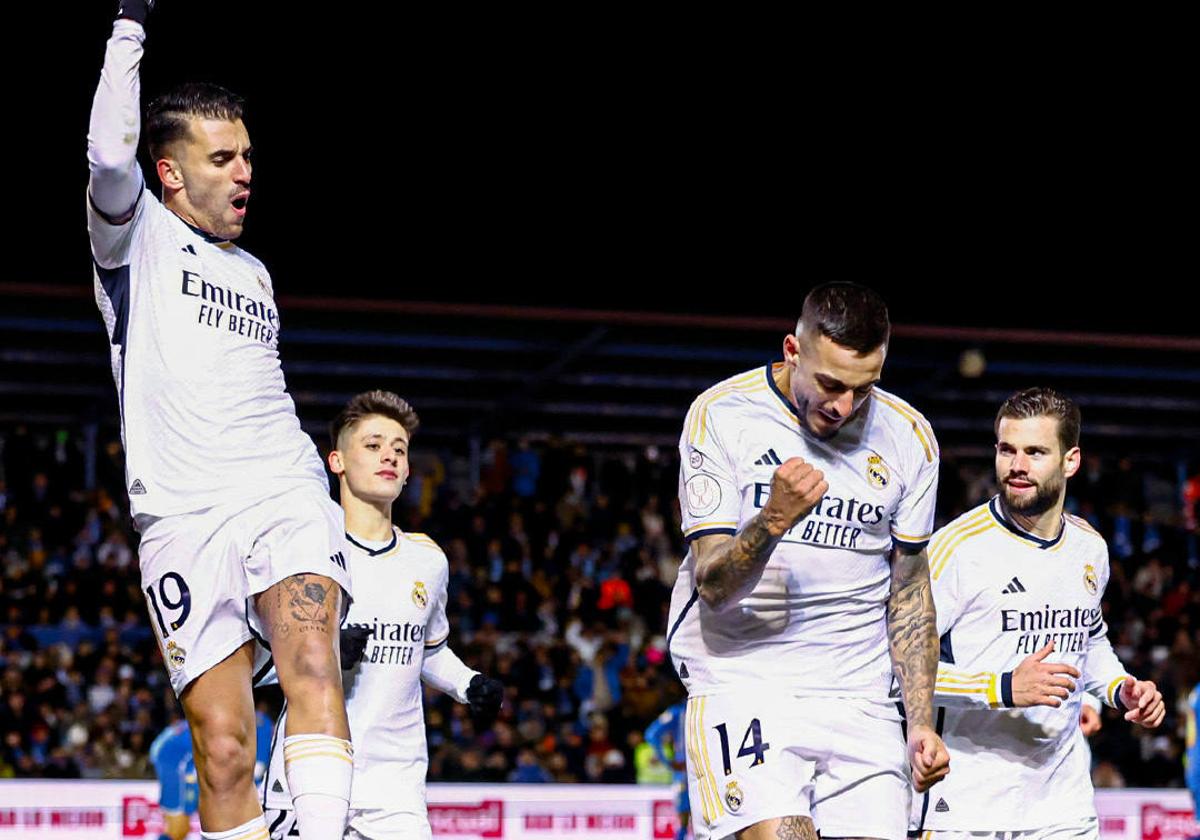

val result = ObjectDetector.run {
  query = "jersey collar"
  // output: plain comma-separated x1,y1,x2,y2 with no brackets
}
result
345,529,398,557
170,210,231,244
988,496,1065,550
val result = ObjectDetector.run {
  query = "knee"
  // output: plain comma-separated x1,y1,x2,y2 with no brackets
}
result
191,716,255,792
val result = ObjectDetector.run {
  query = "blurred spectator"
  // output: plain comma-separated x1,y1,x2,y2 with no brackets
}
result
1,423,1196,789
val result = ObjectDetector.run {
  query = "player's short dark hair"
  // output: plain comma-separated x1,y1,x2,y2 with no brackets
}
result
329,390,420,449
146,83,245,160
797,282,890,354
994,387,1081,453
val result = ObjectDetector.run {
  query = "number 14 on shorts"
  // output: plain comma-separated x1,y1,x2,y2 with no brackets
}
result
714,718,769,775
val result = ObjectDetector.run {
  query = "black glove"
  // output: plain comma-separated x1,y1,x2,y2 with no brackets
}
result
466,674,503,721
116,0,154,25
339,625,372,670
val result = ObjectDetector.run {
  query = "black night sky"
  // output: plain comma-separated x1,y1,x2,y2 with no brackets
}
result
26,7,1192,334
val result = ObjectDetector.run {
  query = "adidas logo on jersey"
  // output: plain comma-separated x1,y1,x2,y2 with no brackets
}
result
272,779,284,793
678,662,689,679
181,244,196,255
935,798,949,813
1001,576,1027,594
753,449,783,466
129,479,147,495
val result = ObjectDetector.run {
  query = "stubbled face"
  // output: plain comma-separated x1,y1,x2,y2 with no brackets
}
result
785,332,885,439
330,415,410,505
164,117,253,240
995,416,1079,516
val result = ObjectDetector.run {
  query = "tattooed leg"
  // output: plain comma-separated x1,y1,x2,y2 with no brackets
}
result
256,573,348,738
735,816,818,840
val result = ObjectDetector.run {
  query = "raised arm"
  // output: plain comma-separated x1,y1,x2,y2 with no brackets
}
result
87,1,154,224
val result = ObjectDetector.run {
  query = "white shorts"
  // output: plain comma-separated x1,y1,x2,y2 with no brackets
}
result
138,484,353,695
917,818,1099,840
685,692,910,840
265,808,430,840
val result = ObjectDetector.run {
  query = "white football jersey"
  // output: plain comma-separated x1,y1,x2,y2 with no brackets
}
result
89,189,328,519
913,498,1130,832
262,528,474,812
666,363,939,699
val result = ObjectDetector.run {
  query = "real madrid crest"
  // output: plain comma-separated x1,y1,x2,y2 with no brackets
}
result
165,640,187,671
412,581,429,609
724,780,744,813
866,454,890,490
1083,564,1098,595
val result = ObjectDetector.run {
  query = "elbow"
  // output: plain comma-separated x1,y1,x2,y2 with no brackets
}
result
87,135,140,180
695,579,735,613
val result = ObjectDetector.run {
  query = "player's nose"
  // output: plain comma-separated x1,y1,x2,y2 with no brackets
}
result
832,390,854,418
233,156,251,184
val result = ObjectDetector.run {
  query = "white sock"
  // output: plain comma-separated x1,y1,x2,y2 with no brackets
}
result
283,734,353,840
200,816,269,840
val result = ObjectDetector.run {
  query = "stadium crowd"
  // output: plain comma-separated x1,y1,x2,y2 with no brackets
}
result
1,423,1197,789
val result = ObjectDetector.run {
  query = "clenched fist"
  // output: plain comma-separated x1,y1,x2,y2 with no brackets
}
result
908,724,950,792
762,457,828,536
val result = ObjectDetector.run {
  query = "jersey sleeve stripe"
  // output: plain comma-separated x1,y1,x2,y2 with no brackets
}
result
936,672,998,685
684,521,739,536
694,383,769,447
929,514,991,573
1065,513,1101,536
1107,676,1127,708
872,393,937,462
892,529,933,542
931,521,997,580
937,673,999,705
425,633,450,650
683,370,762,444
928,509,990,560
685,528,737,543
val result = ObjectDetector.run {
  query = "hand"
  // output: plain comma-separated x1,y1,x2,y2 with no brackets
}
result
116,0,154,25
1118,677,1165,728
762,458,828,535
907,724,949,793
466,674,504,723
1079,703,1102,736
339,624,372,670
1011,640,1081,707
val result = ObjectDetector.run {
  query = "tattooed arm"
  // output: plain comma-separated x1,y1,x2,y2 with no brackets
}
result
695,457,827,611
889,544,949,790
889,545,937,728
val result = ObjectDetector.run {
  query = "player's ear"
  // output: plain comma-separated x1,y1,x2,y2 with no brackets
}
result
783,332,801,362
1063,445,1081,479
157,156,184,191
328,449,345,476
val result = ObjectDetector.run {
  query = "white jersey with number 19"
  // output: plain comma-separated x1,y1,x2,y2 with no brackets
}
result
666,363,939,699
